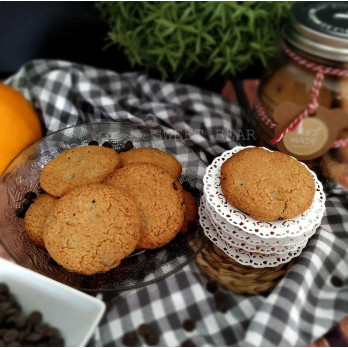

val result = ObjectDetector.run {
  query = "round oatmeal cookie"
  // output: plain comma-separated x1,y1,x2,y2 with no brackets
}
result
40,145,121,197
181,191,198,233
24,194,57,249
43,184,141,275
220,148,315,221
105,163,185,249
119,148,182,180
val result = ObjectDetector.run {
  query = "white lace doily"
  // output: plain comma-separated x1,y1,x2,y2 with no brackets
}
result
205,197,319,247
199,198,306,268
203,146,326,239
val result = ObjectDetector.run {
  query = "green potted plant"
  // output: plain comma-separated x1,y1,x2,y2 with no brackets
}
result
96,1,292,90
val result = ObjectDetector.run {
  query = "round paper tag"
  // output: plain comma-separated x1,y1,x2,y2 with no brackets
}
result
283,118,329,156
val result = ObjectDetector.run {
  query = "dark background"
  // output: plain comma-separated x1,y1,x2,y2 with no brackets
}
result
0,2,263,91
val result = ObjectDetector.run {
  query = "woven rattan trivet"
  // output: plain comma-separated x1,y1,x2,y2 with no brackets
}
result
195,241,295,295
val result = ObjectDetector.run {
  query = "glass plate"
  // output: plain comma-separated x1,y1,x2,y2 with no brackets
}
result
0,122,207,292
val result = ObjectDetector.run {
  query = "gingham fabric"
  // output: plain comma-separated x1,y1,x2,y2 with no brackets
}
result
6,60,348,347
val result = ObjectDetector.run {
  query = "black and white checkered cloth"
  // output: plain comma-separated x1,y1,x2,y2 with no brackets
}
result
6,60,348,346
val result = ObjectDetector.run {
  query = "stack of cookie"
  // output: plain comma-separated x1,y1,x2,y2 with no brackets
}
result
200,146,326,268
21,144,198,275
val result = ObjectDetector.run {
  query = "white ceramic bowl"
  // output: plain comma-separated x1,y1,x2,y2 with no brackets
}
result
0,258,105,346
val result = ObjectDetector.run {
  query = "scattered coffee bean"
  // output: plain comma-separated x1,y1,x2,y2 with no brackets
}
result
7,341,20,347
22,200,32,210
331,276,344,287
187,221,198,233
3,330,19,343
137,323,153,336
26,332,43,343
0,340,4,347
24,191,37,201
48,336,64,347
15,207,26,219
181,339,196,347
38,187,46,194
214,290,228,313
28,312,42,327
45,328,59,338
144,332,159,346
122,332,139,347
206,281,218,294
190,187,200,198
0,283,9,295
102,141,113,148
182,318,195,332
182,181,191,191
117,140,134,153
14,316,27,330
88,140,99,146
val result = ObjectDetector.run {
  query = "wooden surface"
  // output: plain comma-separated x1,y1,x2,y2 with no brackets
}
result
0,78,347,346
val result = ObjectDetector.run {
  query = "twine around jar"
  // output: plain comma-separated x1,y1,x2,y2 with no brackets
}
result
256,43,348,148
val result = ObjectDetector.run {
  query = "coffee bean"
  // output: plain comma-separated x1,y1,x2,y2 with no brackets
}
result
6,313,20,326
117,141,134,153
3,330,19,343
190,187,200,198
144,332,159,346
24,192,37,201
102,142,113,149
26,332,43,343
331,276,344,287
182,318,195,332
14,316,27,330
48,337,64,347
122,332,138,347
0,284,9,295
15,208,26,219
0,329,6,337
137,323,153,336
7,341,20,347
216,302,228,313
22,200,32,210
0,340,4,347
181,339,196,347
213,290,225,303
0,295,8,303
88,140,99,146
0,301,13,313
34,323,48,334
187,221,198,233
206,281,218,294
124,141,134,150
45,328,59,338
182,181,191,191
28,312,42,326
38,187,46,194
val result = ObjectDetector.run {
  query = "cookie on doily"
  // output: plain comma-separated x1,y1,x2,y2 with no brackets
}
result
220,147,315,221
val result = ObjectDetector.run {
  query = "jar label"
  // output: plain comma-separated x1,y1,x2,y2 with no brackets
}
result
273,102,348,160
283,118,329,156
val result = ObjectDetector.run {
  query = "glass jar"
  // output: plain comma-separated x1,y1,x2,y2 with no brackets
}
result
254,2,348,187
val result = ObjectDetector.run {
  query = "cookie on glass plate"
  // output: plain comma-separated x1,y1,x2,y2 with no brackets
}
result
119,148,182,180
43,184,141,275
40,145,121,197
105,163,185,249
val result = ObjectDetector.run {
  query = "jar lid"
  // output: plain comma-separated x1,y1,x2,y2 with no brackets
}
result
284,2,348,62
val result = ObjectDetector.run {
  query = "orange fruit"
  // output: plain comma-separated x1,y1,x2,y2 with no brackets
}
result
0,84,42,174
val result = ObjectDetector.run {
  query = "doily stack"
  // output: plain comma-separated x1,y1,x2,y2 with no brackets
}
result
199,146,326,268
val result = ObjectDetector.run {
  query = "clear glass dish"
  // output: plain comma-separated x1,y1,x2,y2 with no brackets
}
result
0,122,206,292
